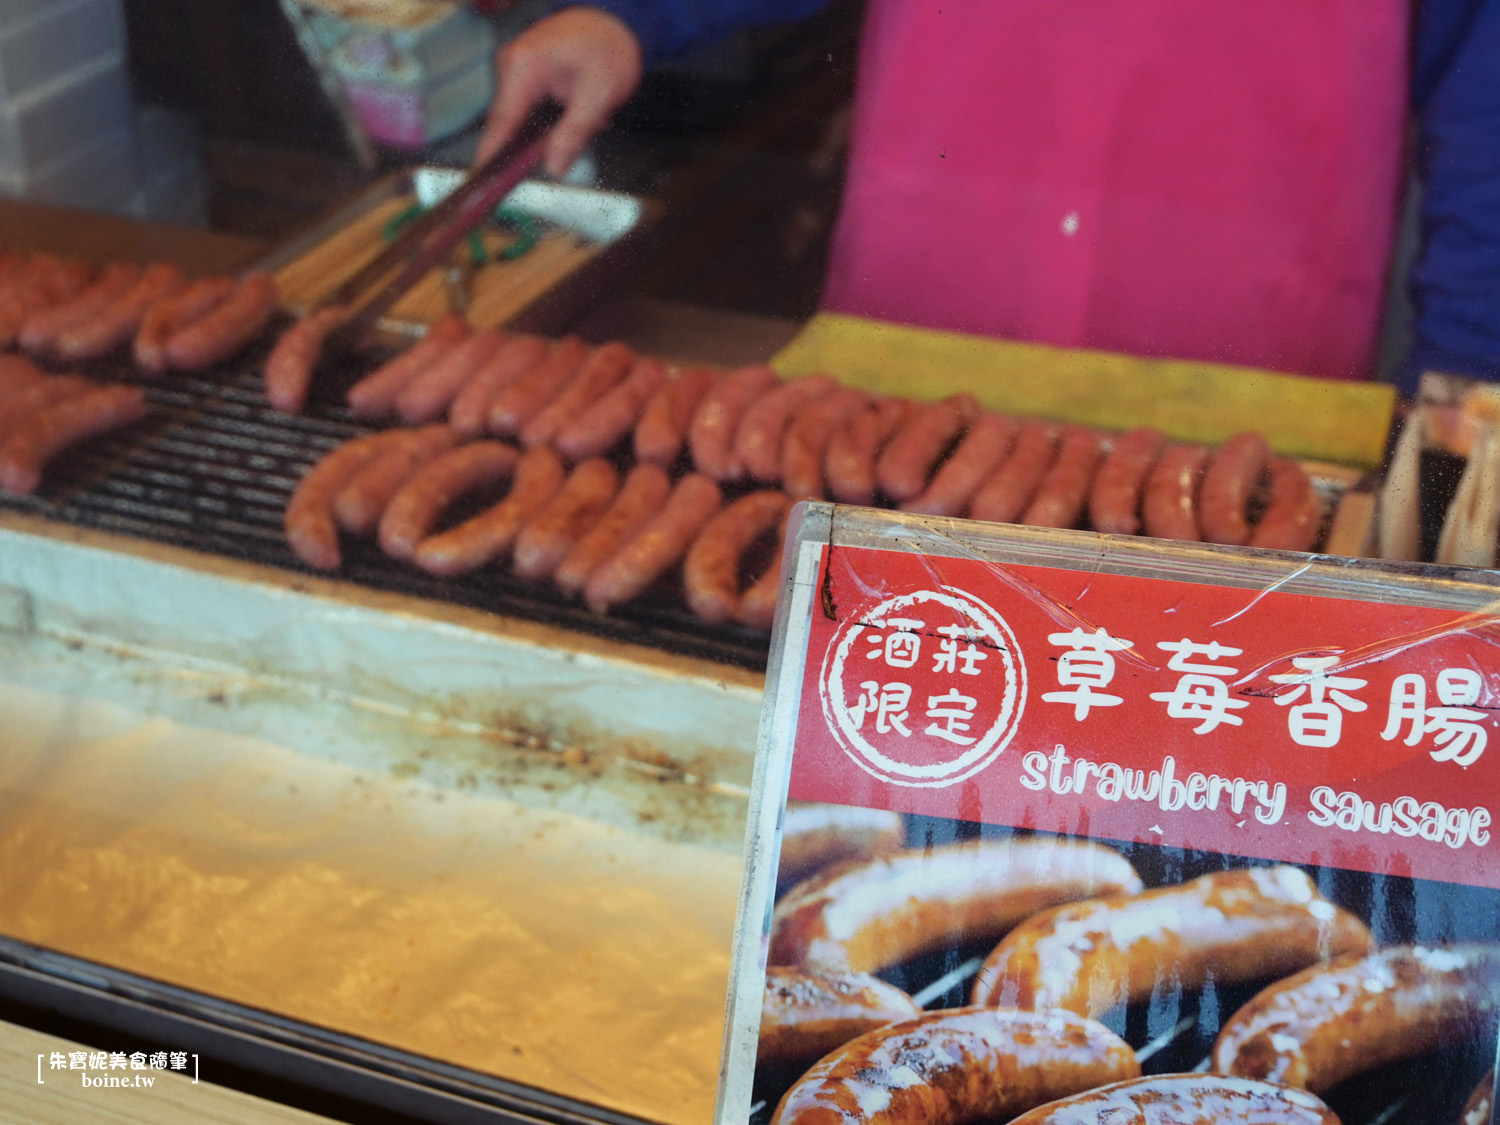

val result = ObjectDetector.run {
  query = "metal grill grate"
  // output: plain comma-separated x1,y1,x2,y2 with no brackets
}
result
0,344,773,671
4,339,1356,674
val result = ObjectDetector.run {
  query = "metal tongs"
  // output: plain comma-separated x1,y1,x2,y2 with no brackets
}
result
322,102,563,357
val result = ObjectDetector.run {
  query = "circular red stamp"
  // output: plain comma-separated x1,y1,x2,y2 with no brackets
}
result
818,586,1027,788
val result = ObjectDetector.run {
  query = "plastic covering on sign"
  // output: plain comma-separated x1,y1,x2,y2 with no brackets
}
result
718,502,1500,1125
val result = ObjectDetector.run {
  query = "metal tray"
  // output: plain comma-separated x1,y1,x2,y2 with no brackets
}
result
0,513,762,1125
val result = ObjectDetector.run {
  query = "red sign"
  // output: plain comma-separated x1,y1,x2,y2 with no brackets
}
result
791,546,1500,888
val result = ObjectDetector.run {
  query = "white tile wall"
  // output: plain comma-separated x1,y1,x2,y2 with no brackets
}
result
0,0,207,225
0,0,126,100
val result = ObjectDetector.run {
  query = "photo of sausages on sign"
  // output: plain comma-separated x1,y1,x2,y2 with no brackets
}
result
753,815,1500,1125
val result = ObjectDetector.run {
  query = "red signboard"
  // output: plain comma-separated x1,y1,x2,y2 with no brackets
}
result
791,545,1500,889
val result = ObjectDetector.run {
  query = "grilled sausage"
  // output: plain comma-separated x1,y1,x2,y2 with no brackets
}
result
264,305,351,414
135,276,238,375
584,473,721,613
783,387,869,500
972,866,1374,1015
635,366,715,467
0,251,29,290
1141,442,1208,542
55,262,185,361
759,968,922,1072
447,332,547,437
683,490,791,624
968,421,1060,524
736,519,788,631
0,384,146,494
0,254,54,301
164,271,278,370
1211,944,1500,1093
771,1007,1139,1125
827,397,914,505
378,440,520,562
1021,426,1105,528
902,412,1017,517
345,315,469,419
1200,432,1271,546
19,261,139,354
876,394,979,502
1248,458,1322,552
0,376,93,447
690,363,780,479
777,803,904,890
771,839,1142,974
0,251,25,287
1006,1074,1340,1125
0,257,95,349
1462,1070,1494,1125
555,354,668,462
521,341,635,451
735,375,837,483
1088,426,1167,535
512,457,619,580
555,462,673,596
414,445,567,576
487,336,589,436
332,424,460,534
395,328,506,425
0,355,44,401
286,432,396,570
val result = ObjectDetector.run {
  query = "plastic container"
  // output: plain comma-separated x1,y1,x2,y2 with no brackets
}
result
301,0,496,150
336,49,492,149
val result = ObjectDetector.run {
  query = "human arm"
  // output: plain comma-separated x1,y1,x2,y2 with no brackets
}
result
476,0,829,172
1403,0,1500,390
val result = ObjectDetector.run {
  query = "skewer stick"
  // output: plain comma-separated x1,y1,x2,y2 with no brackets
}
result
1134,1016,1196,1064
911,956,985,1009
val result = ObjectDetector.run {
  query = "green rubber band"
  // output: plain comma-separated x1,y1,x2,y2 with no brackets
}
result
382,202,425,242
494,206,540,262
381,201,539,265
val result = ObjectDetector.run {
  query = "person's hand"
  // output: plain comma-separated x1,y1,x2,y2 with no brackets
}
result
476,7,644,176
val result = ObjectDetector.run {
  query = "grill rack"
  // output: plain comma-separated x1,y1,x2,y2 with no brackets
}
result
0,340,774,671
0,328,1366,674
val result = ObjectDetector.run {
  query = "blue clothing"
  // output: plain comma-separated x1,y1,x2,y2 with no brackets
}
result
570,0,825,60
1405,0,1500,391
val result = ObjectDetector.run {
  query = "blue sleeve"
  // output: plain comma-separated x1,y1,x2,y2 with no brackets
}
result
552,0,829,61
1403,0,1500,391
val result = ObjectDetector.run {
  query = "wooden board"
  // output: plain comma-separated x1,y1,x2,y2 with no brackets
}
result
774,312,1397,469
272,194,600,329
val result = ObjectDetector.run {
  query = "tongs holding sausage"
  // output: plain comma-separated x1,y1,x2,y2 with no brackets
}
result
320,102,563,358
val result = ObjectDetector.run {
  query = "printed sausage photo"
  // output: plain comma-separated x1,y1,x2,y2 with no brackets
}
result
770,839,1141,974
771,1007,1138,1125
971,866,1374,1014
1211,944,1500,1093
757,968,921,1071
1005,1074,1340,1125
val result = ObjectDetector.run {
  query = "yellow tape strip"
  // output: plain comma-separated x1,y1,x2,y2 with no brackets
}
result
772,313,1395,468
